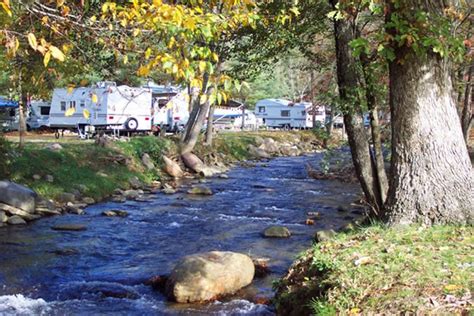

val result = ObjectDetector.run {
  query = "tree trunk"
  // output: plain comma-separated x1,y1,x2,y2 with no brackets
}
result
460,65,473,144
330,0,384,213
385,44,473,225
17,71,25,149
360,54,389,204
205,104,215,146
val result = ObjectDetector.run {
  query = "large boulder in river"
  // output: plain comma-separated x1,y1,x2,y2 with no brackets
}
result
163,156,184,178
187,185,213,195
165,251,255,303
0,181,37,213
263,226,291,238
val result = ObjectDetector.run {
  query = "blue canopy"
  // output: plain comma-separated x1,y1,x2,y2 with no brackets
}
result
0,98,18,108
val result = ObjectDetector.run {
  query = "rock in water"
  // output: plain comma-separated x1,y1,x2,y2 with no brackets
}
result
0,211,7,223
51,224,87,231
141,153,155,170
57,192,76,204
263,226,291,238
163,156,184,178
181,153,205,174
165,251,255,303
7,215,27,225
0,181,37,213
187,186,213,195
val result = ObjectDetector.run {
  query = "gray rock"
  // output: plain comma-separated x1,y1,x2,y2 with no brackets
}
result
0,202,33,217
65,205,85,215
219,174,229,179
35,208,62,216
51,224,87,231
187,186,213,195
111,195,126,203
0,181,37,213
248,145,271,159
163,188,177,195
102,210,128,217
7,215,27,225
263,226,291,238
315,229,337,243
113,189,124,195
259,138,279,154
20,213,42,222
166,251,255,303
32,174,41,181
77,184,88,194
129,176,142,189
82,197,95,205
46,143,63,151
123,190,140,200
141,153,156,170
0,211,7,223
57,192,76,204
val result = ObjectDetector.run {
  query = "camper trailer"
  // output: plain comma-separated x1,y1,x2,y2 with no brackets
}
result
27,100,51,130
0,97,19,132
146,84,189,132
49,82,152,135
212,103,260,130
254,99,325,129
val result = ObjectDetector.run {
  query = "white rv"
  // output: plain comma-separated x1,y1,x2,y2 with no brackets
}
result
212,105,260,130
49,82,152,134
27,100,50,130
147,85,190,132
0,97,19,132
254,99,325,129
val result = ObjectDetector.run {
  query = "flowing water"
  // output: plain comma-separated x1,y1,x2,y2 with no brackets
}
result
0,154,360,315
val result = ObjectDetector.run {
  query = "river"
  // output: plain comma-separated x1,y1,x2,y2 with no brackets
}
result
0,153,360,315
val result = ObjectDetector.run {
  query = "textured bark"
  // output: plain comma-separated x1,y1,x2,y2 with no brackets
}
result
360,54,389,204
460,65,473,144
330,0,384,213
385,1,474,225
205,104,215,146
180,75,210,155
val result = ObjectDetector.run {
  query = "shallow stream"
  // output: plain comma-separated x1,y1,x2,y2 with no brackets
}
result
0,154,360,315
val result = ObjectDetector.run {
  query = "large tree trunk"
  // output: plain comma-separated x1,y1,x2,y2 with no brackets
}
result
460,65,473,144
205,104,215,146
180,75,210,155
385,20,473,224
17,71,26,149
330,0,384,213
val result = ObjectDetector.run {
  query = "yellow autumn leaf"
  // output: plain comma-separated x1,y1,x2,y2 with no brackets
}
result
199,94,207,105
65,107,76,117
0,2,12,17
91,93,98,103
83,109,91,119
198,61,206,73
27,33,38,50
444,284,462,292
67,85,75,94
349,307,361,314
50,46,65,62
43,51,51,67
123,55,128,65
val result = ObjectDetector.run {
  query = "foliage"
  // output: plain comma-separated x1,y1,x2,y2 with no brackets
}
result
117,136,171,166
0,133,12,178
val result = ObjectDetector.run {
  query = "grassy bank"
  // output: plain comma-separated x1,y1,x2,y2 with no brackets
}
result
0,130,321,201
274,225,473,315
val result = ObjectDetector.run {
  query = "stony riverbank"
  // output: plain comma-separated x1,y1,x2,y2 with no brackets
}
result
0,131,324,228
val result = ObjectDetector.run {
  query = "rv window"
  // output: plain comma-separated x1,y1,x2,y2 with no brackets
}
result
301,110,306,115
69,101,76,109
80,100,85,107
40,107,50,115
281,110,290,117
258,106,265,113
60,101,66,111
9,109,15,117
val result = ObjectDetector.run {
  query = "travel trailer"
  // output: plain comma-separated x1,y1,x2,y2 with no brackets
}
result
49,82,152,136
146,84,189,132
254,99,326,129
212,103,260,130
0,97,19,132
26,100,51,130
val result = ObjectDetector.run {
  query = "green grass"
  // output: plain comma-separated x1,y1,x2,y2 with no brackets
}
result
275,225,473,315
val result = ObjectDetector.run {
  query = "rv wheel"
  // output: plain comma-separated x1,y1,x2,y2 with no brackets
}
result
125,118,138,131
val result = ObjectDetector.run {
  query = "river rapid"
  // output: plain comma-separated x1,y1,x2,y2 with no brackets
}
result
0,154,360,315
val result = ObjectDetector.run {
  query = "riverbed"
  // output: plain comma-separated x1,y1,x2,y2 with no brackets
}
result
0,154,360,315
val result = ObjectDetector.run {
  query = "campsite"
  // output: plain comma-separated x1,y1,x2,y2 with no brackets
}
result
0,1,472,315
